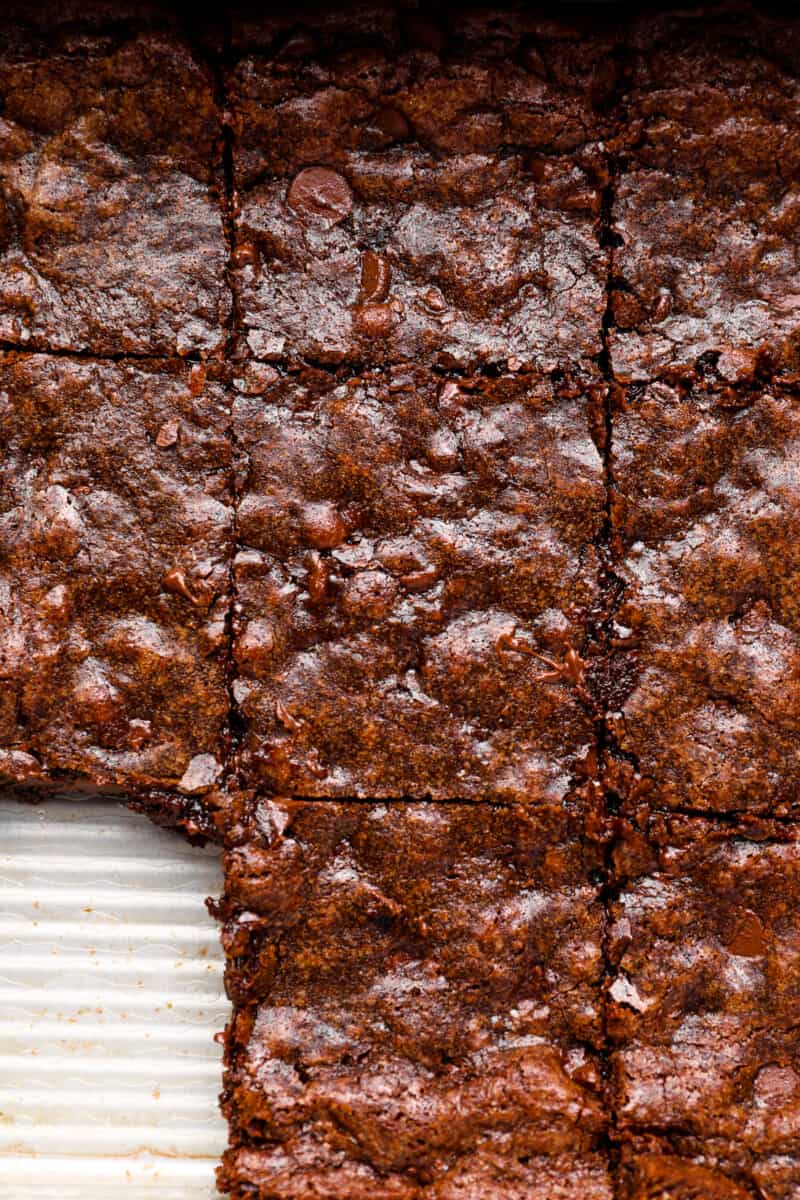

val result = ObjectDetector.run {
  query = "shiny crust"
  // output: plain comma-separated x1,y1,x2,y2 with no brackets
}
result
228,13,612,371
609,380,800,817
217,797,609,1199
0,353,231,793
609,814,800,1199
232,364,603,799
0,21,229,355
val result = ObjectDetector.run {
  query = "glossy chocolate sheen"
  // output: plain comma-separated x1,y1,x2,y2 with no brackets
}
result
608,380,800,817
0,13,229,355
231,363,604,799
217,797,610,1199
227,9,613,372
3,4,800,1199
609,813,800,1199
609,6,800,384
0,353,231,795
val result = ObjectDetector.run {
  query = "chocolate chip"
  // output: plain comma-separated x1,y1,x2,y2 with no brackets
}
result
354,303,395,338
301,501,347,550
288,167,353,225
373,107,410,142
727,910,767,957
156,417,180,448
274,27,317,60
163,567,199,605
359,251,391,304
231,242,260,270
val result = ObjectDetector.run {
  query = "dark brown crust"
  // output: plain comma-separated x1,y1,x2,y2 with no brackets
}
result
0,16,229,355
607,379,800,818
4,5,800,1198
231,363,604,800
217,796,610,1199
0,353,232,796
227,7,614,373
608,814,800,1198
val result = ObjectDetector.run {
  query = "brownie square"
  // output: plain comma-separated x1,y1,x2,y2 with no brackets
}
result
0,19,229,355
218,797,610,1199
609,8,800,384
227,11,613,372
0,352,231,796
618,1140,796,1200
609,813,800,1200
231,362,604,799
608,379,800,817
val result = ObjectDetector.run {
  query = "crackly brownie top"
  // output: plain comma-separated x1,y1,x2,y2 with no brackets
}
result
219,798,606,1193
608,381,800,816
0,21,229,354
609,814,800,1152
610,6,800,383
231,362,603,799
227,7,613,371
0,353,231,793
618,1140,789,1200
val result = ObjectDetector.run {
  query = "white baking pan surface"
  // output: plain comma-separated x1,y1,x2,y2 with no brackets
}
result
0,796,228,1198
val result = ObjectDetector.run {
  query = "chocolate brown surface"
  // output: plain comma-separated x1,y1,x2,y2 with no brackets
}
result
609,813,800,1199
227,6,612,371
217,797,609,1199
609,6,800,384
3,4,800,1197
609,380,800,817
0,14,229,355
0,353,231,794
231,363,604,799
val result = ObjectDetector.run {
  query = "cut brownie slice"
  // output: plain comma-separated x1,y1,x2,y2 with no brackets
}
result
0,16,229,355
227,9,613,371
218,796,610,1199
608,379,800,817
609,812,800,1200
0,352,231,798
610,6,800,384
231,362,604,799
618,1140,795,1200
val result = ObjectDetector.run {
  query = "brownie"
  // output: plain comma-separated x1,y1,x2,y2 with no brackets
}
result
607,379,800,817
217,796,610,1199
227,8,613,371
231,362,604,799
618,1140,798,1200
609,6,800,384
0,17,229,355
608,812,800,1199
0,352,231,796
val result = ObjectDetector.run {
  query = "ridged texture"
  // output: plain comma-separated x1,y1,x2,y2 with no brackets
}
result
0,797,227,1199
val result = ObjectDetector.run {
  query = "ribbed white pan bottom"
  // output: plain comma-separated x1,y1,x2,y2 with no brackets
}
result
0,796,228,1198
